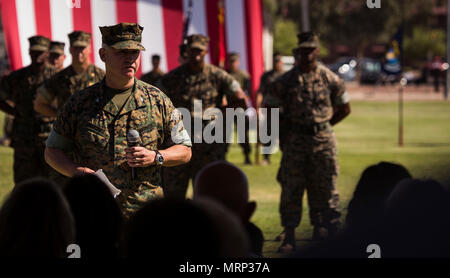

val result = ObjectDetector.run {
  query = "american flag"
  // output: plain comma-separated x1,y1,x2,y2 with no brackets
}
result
0,0,264,100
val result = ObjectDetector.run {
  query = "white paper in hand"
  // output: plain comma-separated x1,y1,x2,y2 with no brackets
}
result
94,169,121,198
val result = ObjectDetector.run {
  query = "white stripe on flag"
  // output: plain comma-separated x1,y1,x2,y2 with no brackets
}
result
183,0,210,64
138,0,168,73
16,0,36,67
50,0,73,68
225,0,248,72
91,0,117,69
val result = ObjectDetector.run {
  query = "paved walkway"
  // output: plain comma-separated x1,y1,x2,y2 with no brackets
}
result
346,83,448,101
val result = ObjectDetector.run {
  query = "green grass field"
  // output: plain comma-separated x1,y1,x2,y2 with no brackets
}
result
0,100,449,257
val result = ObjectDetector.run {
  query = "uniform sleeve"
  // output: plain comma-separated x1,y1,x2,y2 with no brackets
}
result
218,70,241,96
263,78,285,107
45,129,75,151
37,83,55,103
243,73,252,95
257,73,267,94
328,72,350,106
49,94,78,149
161,93,192,148
0,75,12,101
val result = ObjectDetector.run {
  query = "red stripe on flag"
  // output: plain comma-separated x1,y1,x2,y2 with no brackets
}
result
217,0,227,69
244,0,264,104
72,0,95,63
161,0,183,71
221,1,230,70
1,0,22,70
116,0,142,78
34,0,52,39
205,0,223,67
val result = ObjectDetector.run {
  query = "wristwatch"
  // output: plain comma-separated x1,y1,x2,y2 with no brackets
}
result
154,150,164,166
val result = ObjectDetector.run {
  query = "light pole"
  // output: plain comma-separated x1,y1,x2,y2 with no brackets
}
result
301,0,310,32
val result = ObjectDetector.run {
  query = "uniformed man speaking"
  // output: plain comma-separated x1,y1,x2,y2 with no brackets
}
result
265,32,351,253
45,23,192,216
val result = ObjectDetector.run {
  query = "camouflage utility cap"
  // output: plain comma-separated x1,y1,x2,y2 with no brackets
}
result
29,36,51,51
187,34,209,51
69,31,91,47
298,32,319,48
49,41,65,55
100,22,145,51
228,52,240,62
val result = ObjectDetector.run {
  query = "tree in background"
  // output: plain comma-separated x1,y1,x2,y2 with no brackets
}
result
273,19,298,55
404,27,446,68
263,0,437,70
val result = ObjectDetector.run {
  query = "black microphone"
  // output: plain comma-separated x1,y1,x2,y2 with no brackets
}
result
127,129,140,180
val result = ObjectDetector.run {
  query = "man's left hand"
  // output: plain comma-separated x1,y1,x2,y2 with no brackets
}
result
125,146,156,167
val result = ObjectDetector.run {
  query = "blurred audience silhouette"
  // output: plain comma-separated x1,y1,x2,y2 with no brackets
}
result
194,160,264,257
1,160,450,258
64,174,123,258
0,178,75,257
381,178,450,257
123,197,248,258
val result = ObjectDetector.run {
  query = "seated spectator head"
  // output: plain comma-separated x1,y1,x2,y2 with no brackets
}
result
195,197,249,257
382,179,450,257
0,178,75,257
193,161,256,225
124,198,248,258
346,162,411,231
64,174,123,258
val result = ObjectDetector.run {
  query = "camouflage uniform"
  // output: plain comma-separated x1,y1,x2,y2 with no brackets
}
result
46,23,191,217
39,32,105,186
39,32,105,112
0,36,57,184
258,66,285,162
39,63,104,112
265,51,350,233
140,69,164,87
159,34,241,199
259,70,284,98
227,64,252,159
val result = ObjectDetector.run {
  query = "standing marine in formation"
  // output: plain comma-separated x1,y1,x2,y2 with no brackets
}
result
264,32,351,253
0,36,58,184
159,34,248,199
226,52,252,165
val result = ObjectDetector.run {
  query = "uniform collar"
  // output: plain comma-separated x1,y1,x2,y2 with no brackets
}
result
100,77,147,116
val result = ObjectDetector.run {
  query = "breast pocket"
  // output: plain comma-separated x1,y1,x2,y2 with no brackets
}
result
312,82,331,106
79,123,109,151
138,124,160,150
310,82,332,118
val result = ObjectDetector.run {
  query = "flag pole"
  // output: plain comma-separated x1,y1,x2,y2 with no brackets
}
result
446,0,450,100
398,0,405,147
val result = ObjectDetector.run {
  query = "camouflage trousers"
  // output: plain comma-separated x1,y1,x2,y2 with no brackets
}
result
117,183,164,219
163,142,225,199
278,135,341,229
13,143,50,185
